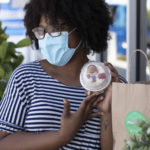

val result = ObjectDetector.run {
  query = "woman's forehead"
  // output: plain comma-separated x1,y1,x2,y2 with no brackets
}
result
40,15,64,26
40,15,50,26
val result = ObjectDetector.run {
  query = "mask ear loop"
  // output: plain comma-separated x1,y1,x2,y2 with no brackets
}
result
68,27,82,50
75,40,82,50
68,28,77,35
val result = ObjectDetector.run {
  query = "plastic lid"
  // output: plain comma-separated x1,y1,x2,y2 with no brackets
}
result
80,61,111,92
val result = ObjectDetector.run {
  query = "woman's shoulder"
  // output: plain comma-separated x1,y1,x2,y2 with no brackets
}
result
10,60,43,81
13,60,41,74
16,60,40,70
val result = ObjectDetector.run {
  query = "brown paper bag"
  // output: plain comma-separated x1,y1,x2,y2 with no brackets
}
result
112,49,150,150
112,83,150,150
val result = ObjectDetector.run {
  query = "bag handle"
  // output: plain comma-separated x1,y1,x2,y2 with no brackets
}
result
128,49,150,83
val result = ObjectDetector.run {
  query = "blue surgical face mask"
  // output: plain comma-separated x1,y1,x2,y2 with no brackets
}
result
39,28,81,66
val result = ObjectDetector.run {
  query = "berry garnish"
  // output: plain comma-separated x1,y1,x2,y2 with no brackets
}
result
92,75,96,82
98,73,106,79
87,74,90,79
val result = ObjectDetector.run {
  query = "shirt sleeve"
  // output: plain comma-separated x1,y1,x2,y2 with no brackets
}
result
0,69,27,133
119,75,127,83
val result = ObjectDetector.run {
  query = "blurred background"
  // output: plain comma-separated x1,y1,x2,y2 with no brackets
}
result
0,0,150,83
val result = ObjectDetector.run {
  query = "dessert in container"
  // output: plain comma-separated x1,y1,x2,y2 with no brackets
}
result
80,61,111,92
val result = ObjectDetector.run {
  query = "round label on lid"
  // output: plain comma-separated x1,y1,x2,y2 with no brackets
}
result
125,111,146,136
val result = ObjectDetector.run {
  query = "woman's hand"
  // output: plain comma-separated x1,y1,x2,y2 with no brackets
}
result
60,93,101,143
96,62,120,113
104,62,120,83
95,85,112,114
86,62,120,114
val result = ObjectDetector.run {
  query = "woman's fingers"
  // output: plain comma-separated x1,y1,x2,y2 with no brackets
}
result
111,72,120,82
104,62,117,73
85,90,104,96
63,99,71,116
88,112,104,119
104,62,120,82
77,92,101,120
93,96,104,107
83,92,101,105
85,91,94,96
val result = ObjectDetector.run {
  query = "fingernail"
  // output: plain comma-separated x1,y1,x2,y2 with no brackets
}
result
95,92,101,96
87,91,91,96
100,112,105,116
100,96,104,100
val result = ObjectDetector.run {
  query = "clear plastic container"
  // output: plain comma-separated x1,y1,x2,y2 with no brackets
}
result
80,61,111,92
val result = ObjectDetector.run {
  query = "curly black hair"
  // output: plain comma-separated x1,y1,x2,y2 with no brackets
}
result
24,0,112,53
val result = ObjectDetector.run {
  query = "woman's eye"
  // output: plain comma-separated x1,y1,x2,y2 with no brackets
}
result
38,30,44,35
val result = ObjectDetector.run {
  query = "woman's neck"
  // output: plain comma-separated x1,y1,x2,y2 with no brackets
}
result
51,48,88,77
40,48,89,86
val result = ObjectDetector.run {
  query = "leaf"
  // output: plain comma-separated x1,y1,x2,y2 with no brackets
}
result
1,63,13,80
1,63,13,73
3,27,7,33
0,80,6,90
15,38,31,48
5,71,13,80
0,66,5,78
0,41,8,60
7,42,16,53
0,91,4,100
7,42,17,59
4,56,13,63
0,21,27,101
12,55,24,68
0,79,7,100
0,33,9,41
123,119,150,150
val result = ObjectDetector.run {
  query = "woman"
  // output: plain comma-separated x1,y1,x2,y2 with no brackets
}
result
0,0,121,149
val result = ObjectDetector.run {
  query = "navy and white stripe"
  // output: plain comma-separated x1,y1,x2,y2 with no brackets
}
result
0,61,101,150
119,75,127,83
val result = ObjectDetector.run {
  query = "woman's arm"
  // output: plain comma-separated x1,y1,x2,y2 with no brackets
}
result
97,85,113,150
0,130,65,150
98,62,120,150
89,85,113,150
0,93,100,150
100,112,113,150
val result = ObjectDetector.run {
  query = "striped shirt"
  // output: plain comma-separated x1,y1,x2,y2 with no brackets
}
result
0,61,101,150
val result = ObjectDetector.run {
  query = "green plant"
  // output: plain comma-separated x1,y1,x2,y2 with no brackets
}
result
123,120,150,150
0,21,31,100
